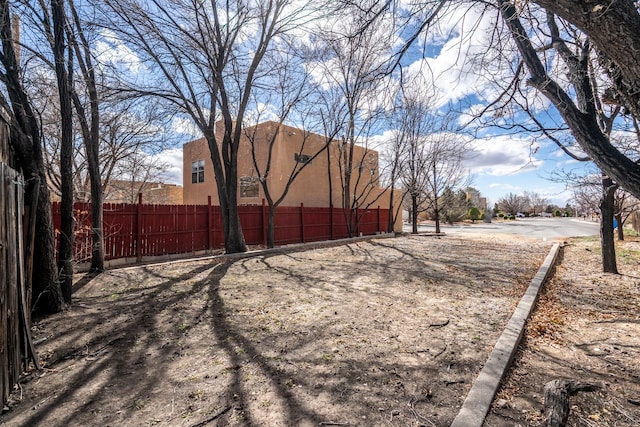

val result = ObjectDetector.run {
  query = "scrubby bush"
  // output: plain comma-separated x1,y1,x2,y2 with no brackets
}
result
468,206,481,223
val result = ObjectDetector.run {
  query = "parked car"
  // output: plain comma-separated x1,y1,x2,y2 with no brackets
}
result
516,212,525,218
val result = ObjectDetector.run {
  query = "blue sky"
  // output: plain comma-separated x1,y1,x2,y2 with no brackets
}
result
146,2,581,208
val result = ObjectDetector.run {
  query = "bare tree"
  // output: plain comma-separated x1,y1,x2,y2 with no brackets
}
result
497,1,640,207
14,0,76,301
365,1,640,203
50,0,74,302
0,0,64,313
530,0,640,121
102,0,319,253
66,0,104,272
613,190,639,241
497,192,527,216
423,128,471,233
522,191,547,216
393,94,434,234
569,171,640,241
310,6,394,236
378,131,405,233
242,54,333,248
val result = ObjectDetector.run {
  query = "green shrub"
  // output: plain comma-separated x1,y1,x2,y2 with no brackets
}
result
468,206,481,222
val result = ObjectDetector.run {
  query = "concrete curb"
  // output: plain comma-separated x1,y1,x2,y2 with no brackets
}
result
450,242,561,427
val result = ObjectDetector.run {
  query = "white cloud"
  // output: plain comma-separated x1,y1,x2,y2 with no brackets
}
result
152,148,183,185
243,103,281,127
489,182,523,191
466,134,543,176
95,29,144,74
171,117,202,138
400,5,508,107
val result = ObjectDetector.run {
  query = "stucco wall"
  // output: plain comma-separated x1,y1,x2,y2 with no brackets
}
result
183,122,402,231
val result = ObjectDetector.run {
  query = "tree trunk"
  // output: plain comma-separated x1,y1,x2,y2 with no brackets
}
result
615,213,624,241
223,204,246,254
53,0,73,303
267,206,275,248
543,379,600,427
206,133,247,254
0,1,64,314
30,178,65,314
432,163,440,234
387,186,395,233
68,0,105,272
532,0,640,118
412,195,418,234
88,158,104,271
224,163,246,253
600,176,618,274
327,140,333,216
500,1,640,201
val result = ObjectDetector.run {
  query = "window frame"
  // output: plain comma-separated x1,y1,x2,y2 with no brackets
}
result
191,160,205,184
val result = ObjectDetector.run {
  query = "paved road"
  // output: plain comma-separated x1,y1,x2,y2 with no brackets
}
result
404,217,599,240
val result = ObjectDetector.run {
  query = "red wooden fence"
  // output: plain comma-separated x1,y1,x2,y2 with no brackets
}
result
52,196,390,263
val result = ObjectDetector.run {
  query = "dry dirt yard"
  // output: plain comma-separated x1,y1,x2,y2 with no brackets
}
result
486,236,640,427
1,233,637,426
3,234,547,427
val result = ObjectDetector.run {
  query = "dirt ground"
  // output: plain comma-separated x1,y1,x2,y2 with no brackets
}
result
2,234,546,427
486,236,640,426
0,232,638,426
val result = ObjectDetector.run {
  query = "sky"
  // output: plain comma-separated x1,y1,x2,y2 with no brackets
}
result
140,2,581,208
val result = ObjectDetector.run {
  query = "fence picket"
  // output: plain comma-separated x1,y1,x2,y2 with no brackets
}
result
52,197,391,264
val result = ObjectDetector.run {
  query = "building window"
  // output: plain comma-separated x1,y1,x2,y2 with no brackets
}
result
294,153,312,164
191,160,205,184
240,176,259,198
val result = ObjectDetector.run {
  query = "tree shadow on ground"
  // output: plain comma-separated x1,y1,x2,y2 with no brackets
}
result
204,264,479,426
7,235,551,427
10,262,217,426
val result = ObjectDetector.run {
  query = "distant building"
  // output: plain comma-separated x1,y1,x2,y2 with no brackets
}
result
51,180,183,205
104,180,183,205
466,188,487,211
183,122,399,227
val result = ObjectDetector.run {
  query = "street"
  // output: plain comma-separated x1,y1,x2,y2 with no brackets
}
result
404,217,600,240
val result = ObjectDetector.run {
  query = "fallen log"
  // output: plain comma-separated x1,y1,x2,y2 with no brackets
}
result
543,379,600,427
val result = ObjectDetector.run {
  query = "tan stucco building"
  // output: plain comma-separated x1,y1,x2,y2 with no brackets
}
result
183,121,401,230
50,180,183,204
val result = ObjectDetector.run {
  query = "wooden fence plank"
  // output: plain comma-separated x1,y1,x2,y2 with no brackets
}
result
1,163,9,405
6,168,20,391
52,197,391,264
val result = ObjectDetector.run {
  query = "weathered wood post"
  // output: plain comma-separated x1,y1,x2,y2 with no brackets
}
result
136,193,143,262
300,203,305,243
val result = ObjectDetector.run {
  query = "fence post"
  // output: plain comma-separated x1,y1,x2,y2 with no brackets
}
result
262,198,267,247
377,205,381,233
300,203,305,243
330,203,334,240
207,196,213,251
355,206,359,236
136,193,142,262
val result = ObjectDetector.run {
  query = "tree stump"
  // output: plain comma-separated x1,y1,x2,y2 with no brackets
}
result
543,379,600,427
